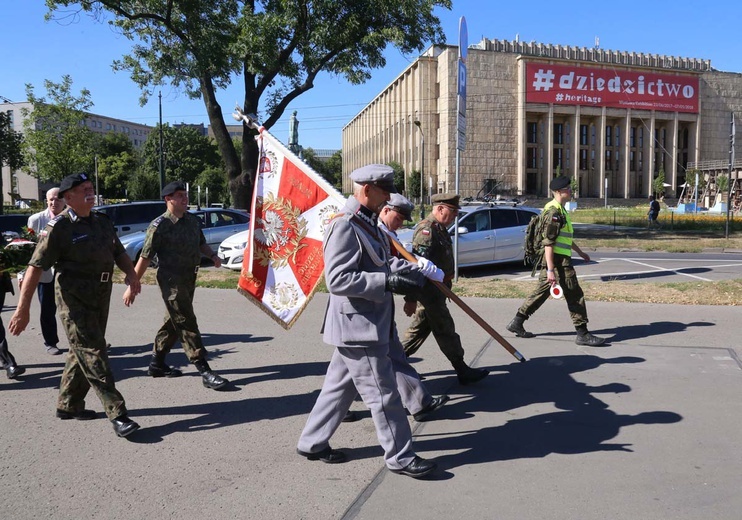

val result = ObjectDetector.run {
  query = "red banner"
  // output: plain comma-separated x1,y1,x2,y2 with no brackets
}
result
526,63,699,113
238,129,345,329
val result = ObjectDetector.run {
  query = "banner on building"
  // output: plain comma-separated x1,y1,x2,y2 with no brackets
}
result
238,129,345,329
526,62,699,113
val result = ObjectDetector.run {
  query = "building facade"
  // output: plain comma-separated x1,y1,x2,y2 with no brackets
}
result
342,39,742,200
0,101,152,205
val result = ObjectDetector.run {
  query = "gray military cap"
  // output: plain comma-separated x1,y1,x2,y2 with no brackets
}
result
350,164,397,193
386,193,414,220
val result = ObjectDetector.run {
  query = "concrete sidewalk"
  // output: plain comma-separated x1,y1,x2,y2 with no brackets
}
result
1,285,740,519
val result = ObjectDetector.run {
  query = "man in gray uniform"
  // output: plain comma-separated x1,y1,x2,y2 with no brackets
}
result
378,193,448,421
297,164,437,478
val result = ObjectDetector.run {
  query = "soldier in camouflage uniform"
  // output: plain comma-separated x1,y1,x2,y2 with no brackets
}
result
9,173,142,438
506,176,606,346
123,181,228,390
401,192,489,385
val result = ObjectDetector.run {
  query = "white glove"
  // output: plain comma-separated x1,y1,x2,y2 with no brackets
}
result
417,257,445,282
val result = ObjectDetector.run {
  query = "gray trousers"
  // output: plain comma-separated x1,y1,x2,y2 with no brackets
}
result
389,328,431,415
298,345,416,470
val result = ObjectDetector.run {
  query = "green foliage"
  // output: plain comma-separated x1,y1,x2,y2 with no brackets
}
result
716,174,730,194
140,124,221,188
45,0,452,209
22,75,97,182
195,166,230,206
407,170,422,198
387,161,405,194
95,132,138,198
0,111,25,216
324,150,343,190
652,168,666,197
127,169,160,200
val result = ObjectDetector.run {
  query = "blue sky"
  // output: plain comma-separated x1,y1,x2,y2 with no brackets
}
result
2,1,741,150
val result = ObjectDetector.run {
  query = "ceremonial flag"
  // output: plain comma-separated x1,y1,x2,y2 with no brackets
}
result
238,128,344,329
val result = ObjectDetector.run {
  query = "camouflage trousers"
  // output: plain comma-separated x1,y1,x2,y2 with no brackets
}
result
518,263,589,328
401,283,465,364
55,282,127,420
154,271,207,362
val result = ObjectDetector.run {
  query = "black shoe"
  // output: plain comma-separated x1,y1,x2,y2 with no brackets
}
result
111,415,140,438
455,364,489,385
575,332,607,346
413,395,450,422
296,447,347,464
506,316,535,338
201,371,228,390
342,410,360,423
56,409,97,420
148,363,183,378
6,365,25,379
392,456,437,478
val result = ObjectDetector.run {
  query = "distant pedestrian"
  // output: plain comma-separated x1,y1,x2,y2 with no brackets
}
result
506,176,606,346
21,186,65,355
9,173,142,438
648,195,661,229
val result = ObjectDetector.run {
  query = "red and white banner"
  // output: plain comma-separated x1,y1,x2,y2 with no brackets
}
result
525,63,699,113
238,129,344,329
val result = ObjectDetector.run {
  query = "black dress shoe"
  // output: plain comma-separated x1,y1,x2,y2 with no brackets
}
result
111,415,140,438
296,447,347,464
413,395,450,422
56,409,97,420
342,410,360,423
6,365,25,379
392,456,437,478
148,363,183,378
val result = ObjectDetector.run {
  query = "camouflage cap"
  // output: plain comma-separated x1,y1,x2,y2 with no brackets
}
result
431,192,460,209
386,193,414,220
58,173,91,197
161,180,187,198
350,164,397,193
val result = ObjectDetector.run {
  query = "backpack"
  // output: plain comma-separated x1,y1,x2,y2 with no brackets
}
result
523,213,544,276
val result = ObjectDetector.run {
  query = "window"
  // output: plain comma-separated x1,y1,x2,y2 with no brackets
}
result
526,148,537,169
489,210,519,229
605,126,612,147
553,123,563,144
630,127,636,147
580,125,588,146
527,122,538,144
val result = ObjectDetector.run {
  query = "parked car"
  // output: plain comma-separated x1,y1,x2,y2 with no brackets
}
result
0,214,32,240
120,208,250,265
95,200,167,237
217,229,250,270
396,204,541,268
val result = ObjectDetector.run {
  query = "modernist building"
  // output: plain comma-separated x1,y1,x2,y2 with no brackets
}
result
342,39,742,200
0,101,153,205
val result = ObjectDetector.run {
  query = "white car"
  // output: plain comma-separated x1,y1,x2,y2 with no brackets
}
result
218,229,250,270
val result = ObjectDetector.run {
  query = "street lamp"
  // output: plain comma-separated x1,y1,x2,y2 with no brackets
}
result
414,120,425,219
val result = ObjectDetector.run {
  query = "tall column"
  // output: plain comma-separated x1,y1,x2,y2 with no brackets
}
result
572,107,580,183
546,106,554,197
599,107,607,198
647,113,656,196
623,109,631,198
671,113,679,192
516,60,527,194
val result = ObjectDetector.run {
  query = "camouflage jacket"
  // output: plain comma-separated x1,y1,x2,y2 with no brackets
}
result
411,215,454,276
141,210,205,274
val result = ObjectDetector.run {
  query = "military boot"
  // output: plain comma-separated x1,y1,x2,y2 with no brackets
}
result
0,339,24,379
575,331,606,346
194,359,228,390
452,359,489,385
147,351,183,378
506,314,534,338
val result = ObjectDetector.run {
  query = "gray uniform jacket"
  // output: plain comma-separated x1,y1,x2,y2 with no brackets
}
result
321,196,409,348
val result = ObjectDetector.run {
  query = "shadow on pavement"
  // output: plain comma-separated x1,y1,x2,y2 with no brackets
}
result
412,354,682,471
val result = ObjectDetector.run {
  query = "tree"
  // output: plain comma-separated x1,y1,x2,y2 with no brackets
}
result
652,168,666,198
45,1,451,208
0,111,25,215
195,166,230,207
22,75,97,182
95,132,138,198
387,161,405,195
407,170,422,199
324,150,342,190
139,124,221,190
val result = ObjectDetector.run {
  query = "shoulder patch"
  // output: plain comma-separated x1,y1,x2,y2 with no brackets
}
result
47,214,65,228
152,216,165,228
420,229,431,236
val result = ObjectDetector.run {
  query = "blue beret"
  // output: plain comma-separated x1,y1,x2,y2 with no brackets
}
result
58,173,91,196
161,181,187,198
350,164,397,193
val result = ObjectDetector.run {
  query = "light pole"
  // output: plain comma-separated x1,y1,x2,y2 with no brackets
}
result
414,120,425,219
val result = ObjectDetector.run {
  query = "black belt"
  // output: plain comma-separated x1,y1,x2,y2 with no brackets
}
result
61,271,111,282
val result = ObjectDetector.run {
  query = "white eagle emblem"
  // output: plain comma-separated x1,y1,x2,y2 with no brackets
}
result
255,210,289,250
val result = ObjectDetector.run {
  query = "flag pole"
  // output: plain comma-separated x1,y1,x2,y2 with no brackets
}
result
232,107,526,362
